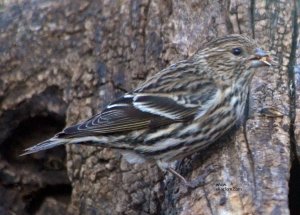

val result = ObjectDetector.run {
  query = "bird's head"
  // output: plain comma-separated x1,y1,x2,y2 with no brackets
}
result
194,34,276,85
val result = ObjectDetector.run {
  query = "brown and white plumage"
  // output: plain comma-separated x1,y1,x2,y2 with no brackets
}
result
22,34,274,173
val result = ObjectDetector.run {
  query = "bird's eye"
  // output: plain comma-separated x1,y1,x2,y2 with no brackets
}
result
231,47,243,56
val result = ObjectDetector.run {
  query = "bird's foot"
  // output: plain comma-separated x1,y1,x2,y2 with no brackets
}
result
259,107,284,117
184,164,216,188
167,164,216,188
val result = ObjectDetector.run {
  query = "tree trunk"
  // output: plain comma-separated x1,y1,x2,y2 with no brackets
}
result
0,0,298,214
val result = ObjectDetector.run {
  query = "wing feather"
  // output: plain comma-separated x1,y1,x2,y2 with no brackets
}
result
133,94,197,120
58,62,219,138
58,93,199,138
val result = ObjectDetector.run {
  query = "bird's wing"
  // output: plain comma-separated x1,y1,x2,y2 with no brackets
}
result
59,60,219,138
59,93,201,137
59,84,218,138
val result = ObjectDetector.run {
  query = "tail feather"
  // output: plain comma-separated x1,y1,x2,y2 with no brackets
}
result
20,138,68,156
21,134,130,156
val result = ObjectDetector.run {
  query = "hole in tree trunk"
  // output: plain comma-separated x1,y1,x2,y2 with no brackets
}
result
0,114,72,214
0,115,66,162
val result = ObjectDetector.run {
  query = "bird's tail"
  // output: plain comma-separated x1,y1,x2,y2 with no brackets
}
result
20,137,69,156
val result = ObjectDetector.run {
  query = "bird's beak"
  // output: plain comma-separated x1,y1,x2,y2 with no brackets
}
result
248,48,276,68
255,48,272,66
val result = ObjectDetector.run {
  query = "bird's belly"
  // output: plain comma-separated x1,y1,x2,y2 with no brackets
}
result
133,110,239,162
131,92,247,162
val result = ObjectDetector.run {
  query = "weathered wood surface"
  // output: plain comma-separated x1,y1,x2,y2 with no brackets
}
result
0,0,298,214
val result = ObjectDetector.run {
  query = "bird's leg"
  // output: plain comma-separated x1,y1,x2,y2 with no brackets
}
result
157,160,215,188
166,167,189,185
166,165,215,188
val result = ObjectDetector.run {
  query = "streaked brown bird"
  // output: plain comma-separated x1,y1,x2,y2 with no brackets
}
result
22,34,275,184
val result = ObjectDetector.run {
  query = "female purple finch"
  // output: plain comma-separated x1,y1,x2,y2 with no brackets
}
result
22,34,274,184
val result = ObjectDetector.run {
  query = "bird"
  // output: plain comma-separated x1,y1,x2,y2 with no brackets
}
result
22,34,274,185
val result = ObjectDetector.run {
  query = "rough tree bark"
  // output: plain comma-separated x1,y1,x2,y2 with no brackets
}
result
0,0,299,214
